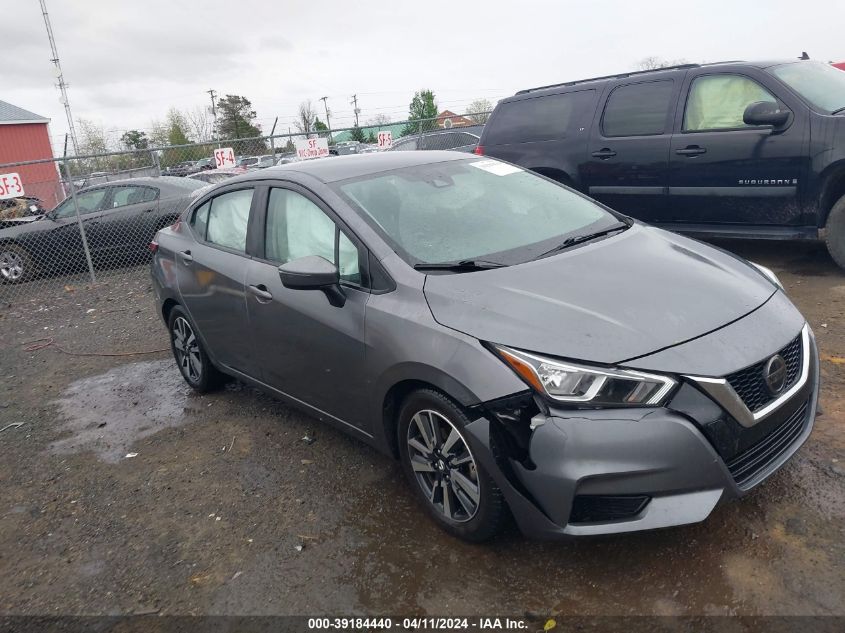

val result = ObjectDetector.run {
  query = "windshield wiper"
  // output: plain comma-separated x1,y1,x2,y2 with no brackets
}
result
537,223,629,259
413,259,507,272
832,106,845,115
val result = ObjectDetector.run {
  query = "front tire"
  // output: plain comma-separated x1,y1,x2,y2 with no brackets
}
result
398,389,508,542
0,243,34,284
168,306,225,393
824,194,845,270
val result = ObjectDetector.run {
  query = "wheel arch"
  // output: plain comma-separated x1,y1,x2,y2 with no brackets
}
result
819,160,845,226
377,364,482,459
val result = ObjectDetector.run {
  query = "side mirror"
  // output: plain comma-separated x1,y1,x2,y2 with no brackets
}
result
278,255,345,307
743,101,790,129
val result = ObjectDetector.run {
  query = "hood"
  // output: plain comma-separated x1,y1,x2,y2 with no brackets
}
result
423,225,776,365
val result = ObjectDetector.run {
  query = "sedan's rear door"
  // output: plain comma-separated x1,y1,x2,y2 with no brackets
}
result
176,186,258,376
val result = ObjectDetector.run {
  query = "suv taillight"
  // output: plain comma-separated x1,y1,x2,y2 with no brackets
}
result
473,145,484,156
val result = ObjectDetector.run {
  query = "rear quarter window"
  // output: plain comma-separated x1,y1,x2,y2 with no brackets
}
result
601,80,675,137
484,89,595,145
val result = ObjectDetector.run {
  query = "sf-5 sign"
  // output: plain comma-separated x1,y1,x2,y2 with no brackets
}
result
213,147,236,169
377,131,393,149
0,173,24,200
295,138,329,160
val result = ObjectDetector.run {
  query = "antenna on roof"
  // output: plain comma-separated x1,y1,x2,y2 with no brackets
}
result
800,51,810,60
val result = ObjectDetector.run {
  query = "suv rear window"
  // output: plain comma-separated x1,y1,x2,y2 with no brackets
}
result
485,90,594,145
601,80,675,137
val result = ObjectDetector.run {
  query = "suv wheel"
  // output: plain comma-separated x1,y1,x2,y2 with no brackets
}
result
398,388,508,542
824,194,845,270
168,306,225,392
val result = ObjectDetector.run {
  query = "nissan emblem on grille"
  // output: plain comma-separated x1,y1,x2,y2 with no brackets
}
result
764,354,788,395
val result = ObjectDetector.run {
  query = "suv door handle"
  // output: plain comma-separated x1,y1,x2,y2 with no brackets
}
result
248,284,273,302
179,250,193,264
591,148,617,159
676,145,707,156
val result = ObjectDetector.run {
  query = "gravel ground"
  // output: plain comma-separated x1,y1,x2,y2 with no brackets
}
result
0,240,843,617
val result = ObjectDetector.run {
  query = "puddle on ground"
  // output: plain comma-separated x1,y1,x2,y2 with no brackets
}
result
49,360,198,463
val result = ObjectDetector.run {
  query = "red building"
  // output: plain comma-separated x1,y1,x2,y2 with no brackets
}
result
0,100,61,208
435,110,475,129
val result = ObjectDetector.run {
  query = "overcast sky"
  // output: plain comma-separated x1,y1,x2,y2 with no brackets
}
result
6,0,844,152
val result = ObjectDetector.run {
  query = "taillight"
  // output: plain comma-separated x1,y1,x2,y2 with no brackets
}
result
473,145,484,156
148,241,159,254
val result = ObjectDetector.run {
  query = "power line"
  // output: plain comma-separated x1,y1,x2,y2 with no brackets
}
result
39,0,79,156
349,94,360,127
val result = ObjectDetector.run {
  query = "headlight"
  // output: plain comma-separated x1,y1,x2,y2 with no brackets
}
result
750,262,783,290
492,345,676,406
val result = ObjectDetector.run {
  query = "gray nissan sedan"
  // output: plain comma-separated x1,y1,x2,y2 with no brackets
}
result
151,151,819,541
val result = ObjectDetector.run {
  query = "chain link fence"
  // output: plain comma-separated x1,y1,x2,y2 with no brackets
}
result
0,112,489,307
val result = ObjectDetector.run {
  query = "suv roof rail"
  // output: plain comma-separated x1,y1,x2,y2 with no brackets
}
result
515,63,701,95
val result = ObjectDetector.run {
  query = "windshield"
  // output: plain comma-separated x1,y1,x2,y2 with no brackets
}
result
334,158,622,266
770,61,845,113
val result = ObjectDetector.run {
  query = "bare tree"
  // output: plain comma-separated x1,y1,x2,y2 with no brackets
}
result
366,113,392,127
295,100,317,135
467,98,493,124
186,106,213,143
635,56,689,70
76,119,109,154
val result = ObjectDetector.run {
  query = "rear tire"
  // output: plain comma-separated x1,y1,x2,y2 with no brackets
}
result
824,194,845,270
0,243,34,284
397,388,508,542
168,305,225,393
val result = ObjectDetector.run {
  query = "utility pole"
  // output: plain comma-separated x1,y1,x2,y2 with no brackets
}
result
207,89,218,143
39,0,79,156
319,96,332,143
350,94,360,128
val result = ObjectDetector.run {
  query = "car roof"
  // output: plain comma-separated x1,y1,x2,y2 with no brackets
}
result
510,59,803,99
77,176,205,194
226,150,470,184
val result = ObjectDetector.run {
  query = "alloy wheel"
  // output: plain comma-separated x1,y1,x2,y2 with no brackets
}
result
406,409,480,522
0,251,24,282
172,316,202,382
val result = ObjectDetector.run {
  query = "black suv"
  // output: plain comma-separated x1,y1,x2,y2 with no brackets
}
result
477,60,845,268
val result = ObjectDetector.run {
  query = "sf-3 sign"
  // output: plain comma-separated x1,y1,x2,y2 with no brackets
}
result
295,138,329,160
0,173,24,200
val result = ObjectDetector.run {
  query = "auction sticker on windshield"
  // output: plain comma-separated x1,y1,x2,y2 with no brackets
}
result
470,160,522,176
295,138,330,160
0,173,24,200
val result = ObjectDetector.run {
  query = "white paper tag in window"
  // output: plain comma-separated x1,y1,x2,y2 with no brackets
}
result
469,160,522,176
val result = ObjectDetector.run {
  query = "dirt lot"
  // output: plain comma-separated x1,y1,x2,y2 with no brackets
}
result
0,241,843,618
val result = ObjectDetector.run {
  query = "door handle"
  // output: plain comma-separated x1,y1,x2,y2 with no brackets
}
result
591,148,617,159
179,250,193,264
676,145,707,156
248,284,273,302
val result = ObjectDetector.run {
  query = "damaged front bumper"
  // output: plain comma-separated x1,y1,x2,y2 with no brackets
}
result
462,339,820,539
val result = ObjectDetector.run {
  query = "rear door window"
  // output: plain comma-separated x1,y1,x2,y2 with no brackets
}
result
205,189,254,252
110,186,158,208
485,90,594,145
601,80,675,137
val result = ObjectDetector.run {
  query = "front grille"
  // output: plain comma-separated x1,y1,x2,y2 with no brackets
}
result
726,334,802,412
569,495,650,524
726,399,808,488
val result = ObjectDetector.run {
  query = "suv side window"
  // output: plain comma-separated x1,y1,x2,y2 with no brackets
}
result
683,74,779,131
486,90,594,145
206,189,254,252
601,80,675,137
266,188,362,285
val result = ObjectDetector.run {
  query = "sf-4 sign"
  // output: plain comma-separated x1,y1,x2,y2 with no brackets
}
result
294,137,329,160
0,173,24,200
213,147,236,168
377,131,393,149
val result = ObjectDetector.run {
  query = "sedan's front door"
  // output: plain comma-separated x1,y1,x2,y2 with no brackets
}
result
176,187,257,376
245,185,370,431
666,71,808,225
